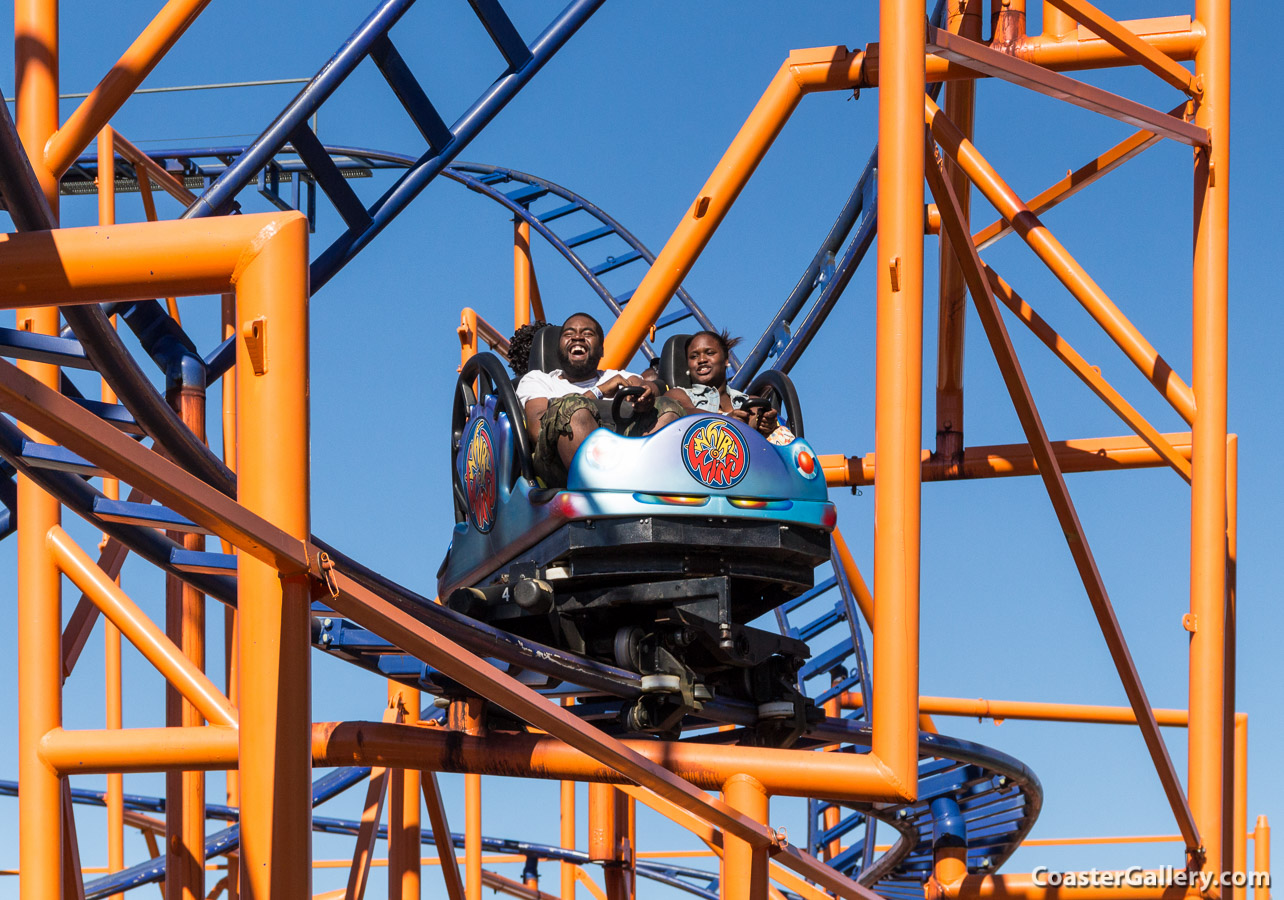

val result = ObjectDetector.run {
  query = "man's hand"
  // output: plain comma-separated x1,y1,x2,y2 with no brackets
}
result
624,374,657,411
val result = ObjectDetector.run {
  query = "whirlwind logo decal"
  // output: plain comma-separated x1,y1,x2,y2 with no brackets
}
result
682,417,749,489
463,417,497,533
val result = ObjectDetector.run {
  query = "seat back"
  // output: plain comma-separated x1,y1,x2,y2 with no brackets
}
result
659,333,694,392
526,324,563,374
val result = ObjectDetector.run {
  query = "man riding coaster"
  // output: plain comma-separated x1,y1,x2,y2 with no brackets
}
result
516,312,684,487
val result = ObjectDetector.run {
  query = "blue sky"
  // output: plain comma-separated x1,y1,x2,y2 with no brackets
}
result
0,1,1278,896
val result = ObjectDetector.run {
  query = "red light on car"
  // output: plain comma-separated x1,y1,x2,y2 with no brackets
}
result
821,504,837,529
797,450,815,474
553,492,585,518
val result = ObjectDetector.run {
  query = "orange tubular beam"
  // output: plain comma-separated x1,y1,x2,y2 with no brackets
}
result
985,267,1193,482
514,219,541,328
43,0,213,177
1188,0,1230,885
110,127,199,207
15,0,62,893
724,776,769,900
458,307,512,369
1042,0,1198,93
822,433,1194,487
561,746,576,900
38,726,240,774
388,686,422,900
973,121,1166,251
601,52,808,367
861,16,1206,87
926,140,1200,851
838,696,1254,729
40,718,918,810
345,720,393,900
48,526,237,729
166,356,207,900
925,26,1205,146
1253,818,1270,900
925,96,1196,424
422,772,466,900
601,43,864,368
466,773,482,900
233,211,313,899
313,724,907,804
934,0,982,467
869,0,925,803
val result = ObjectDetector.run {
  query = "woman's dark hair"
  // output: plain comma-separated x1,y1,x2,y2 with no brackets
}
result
686,329,741,356
507,320,548,377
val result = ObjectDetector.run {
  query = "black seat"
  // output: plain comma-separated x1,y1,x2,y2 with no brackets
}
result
659,333,694,392
526,323,563,374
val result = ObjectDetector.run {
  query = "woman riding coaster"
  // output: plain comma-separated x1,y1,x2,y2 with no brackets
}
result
666,330,781,438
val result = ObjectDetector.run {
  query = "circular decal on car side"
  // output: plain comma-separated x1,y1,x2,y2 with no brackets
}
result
463,417,498,533
681,417,749,489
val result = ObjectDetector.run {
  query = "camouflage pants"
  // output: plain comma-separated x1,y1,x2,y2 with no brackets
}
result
533,393,683,487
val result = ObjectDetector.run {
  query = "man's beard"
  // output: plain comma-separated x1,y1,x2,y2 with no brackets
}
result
559,350,600,380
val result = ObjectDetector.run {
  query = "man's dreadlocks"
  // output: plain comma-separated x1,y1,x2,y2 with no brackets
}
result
507,320,548,378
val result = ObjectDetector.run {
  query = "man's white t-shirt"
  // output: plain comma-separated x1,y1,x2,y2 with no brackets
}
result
517,368,631,405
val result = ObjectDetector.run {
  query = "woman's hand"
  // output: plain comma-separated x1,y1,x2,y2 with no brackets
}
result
748,407,778,436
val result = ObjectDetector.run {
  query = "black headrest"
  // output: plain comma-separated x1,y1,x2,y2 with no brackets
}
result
527,324,563,374
660,333,694,392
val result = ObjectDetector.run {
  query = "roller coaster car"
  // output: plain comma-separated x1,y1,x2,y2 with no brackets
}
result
438,328,836,742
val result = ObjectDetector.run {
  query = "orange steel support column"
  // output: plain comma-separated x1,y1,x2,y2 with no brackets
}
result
221,292,239,900
1042,2,1075,37
1189,0,1229,885
387,684,422,900
589,783,631,900
871,0,924,799
561,782,576,898
235,216,312,898
722,776,768,900
935,0,981,466
453,696,486,900
166,378,207,900
514,219,542,328
1253,818,1270,900
1226,438,1240,897
15,0,62,895
97,124,126,900
1233,715,1247,900
561,699,577,900
466,774,483,900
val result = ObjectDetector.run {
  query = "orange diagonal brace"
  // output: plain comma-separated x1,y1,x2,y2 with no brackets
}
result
344,706,401,900
984,266,1192,482
109,127,199,207
48,525,237,729
602,54,808,367
925,95,1197,425
974,119,1168,250
926,131,1200,852
44,0,214,177
925,26,1206,145
1043,0,1199,94
60,530,132,679
422,773,466,900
